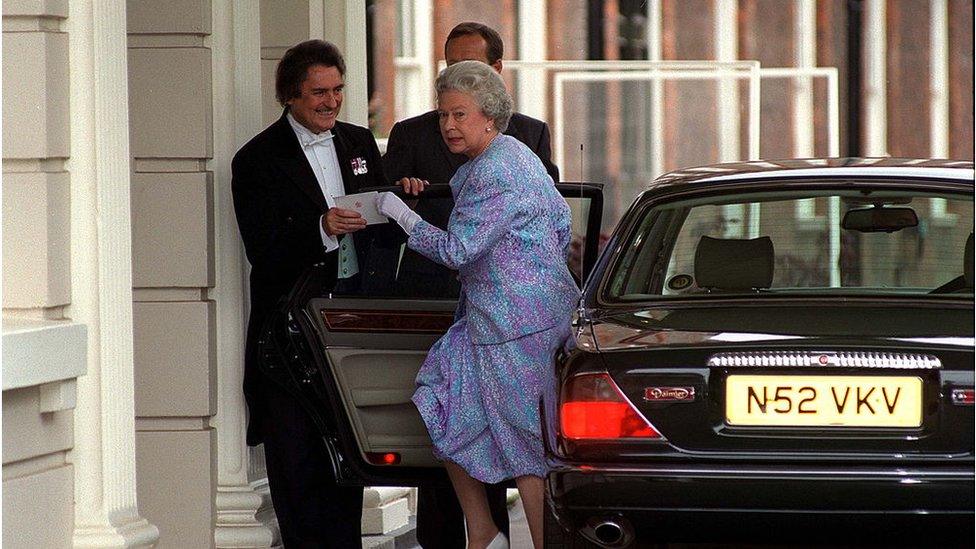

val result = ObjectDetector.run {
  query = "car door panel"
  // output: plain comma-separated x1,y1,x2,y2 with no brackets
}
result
308,297,457,469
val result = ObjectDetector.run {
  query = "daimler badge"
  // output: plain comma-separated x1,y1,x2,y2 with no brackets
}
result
644,386,696,402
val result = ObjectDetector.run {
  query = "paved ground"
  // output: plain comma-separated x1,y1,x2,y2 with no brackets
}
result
368,494,960,548
368,502,964,548
507,495,534,548
379,492,533,549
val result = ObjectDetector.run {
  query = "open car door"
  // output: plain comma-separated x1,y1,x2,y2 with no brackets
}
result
258,183,603,486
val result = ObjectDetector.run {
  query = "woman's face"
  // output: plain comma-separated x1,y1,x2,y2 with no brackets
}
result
438,90,497,159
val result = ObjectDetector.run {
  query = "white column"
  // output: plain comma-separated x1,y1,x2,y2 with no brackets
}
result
793,0,818,218
714,0,739,164
714,0,748,237
645,0,662,62
414,0,434,112
793,0,816,158
929,0,949,159
929,0,949,217
863,0,887,156
516,0,548,122
793,1,839,286
646,0,665,178
394,0,434,120
210,1,275,547
309,0,324,39
343,0,369,127
67,0,159,546
318,0,370,127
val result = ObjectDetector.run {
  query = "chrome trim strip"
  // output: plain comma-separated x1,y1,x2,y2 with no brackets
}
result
556,464,974,478
690,166,974,184
707,351,942,369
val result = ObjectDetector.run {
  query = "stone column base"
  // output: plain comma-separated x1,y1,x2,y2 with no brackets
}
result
73,516,160,548
215,487,274,548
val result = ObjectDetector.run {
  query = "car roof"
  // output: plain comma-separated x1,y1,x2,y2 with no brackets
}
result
650,157,975,189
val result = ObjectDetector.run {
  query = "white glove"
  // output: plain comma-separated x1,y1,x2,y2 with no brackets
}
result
377,192,422,234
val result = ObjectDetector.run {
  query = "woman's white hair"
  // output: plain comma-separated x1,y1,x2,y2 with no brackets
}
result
435,60,513,132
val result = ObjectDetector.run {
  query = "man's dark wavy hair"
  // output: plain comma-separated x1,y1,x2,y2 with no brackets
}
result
446,22,504,65
275,40,346,107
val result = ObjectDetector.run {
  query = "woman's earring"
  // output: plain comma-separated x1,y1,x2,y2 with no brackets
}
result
486,126,492,133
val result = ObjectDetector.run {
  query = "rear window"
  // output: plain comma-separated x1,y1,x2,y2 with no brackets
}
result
605,185,974,301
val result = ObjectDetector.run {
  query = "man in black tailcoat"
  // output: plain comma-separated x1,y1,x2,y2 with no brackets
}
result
232,40,391,548
382,22,561,549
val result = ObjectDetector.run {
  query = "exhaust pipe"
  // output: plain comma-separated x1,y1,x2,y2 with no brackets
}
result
580,515,635,547
593,520,624,545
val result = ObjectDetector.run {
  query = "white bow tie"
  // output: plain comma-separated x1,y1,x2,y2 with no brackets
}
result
301,131,333,147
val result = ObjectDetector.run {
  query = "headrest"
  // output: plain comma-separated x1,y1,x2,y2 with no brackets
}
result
965,233,974,287
695,235,774,291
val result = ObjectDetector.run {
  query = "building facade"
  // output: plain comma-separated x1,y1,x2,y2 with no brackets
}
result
3,1,382,546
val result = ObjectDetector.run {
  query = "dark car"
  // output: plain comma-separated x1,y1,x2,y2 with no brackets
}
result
544,158,974,547
260,160,973,548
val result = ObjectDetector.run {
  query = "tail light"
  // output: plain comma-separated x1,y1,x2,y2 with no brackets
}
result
560,373,663,440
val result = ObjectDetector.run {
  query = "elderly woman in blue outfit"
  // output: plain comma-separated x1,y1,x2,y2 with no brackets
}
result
377,60,579,549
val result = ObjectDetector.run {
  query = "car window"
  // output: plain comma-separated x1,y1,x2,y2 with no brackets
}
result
333,190,599,299
607,187,974,300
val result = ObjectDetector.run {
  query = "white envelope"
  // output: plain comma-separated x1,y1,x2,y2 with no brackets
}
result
332,191,389,225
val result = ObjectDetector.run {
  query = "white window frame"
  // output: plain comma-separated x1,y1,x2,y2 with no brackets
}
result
392,0,433,123
516,0,548,122
504,60,762,170
549,62,761,240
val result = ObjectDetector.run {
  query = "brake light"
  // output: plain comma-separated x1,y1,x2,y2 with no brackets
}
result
560,373,662,440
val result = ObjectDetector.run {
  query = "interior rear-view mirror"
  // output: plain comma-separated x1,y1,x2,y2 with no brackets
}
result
842,206,919,233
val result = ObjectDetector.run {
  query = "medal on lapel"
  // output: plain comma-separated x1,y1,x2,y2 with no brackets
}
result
351,157,368,175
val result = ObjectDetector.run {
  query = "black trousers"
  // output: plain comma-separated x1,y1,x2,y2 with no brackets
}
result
416,480,510,548
260,381,363,548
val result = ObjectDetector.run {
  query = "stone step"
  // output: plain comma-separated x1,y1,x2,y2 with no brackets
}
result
362,515,419,549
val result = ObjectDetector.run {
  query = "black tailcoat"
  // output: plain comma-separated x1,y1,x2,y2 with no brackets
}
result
232,112,390,446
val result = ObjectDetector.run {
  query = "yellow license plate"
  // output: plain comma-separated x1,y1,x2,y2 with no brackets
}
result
725,375,923,427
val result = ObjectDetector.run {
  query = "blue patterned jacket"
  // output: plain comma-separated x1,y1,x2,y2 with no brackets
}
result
408,135,580,344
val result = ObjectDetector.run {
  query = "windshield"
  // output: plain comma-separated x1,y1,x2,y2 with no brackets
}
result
605,184,974,301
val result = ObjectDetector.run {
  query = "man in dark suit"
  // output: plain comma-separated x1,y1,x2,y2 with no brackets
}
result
385,23,559,188
382,22,561,549
232,40,392,548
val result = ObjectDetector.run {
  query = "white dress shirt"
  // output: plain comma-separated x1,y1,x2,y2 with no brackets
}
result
287,113,359,279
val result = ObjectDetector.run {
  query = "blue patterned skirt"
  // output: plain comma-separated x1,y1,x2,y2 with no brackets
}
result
412,318,569,484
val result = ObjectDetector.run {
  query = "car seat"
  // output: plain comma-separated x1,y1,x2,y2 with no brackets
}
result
694,235,774,292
